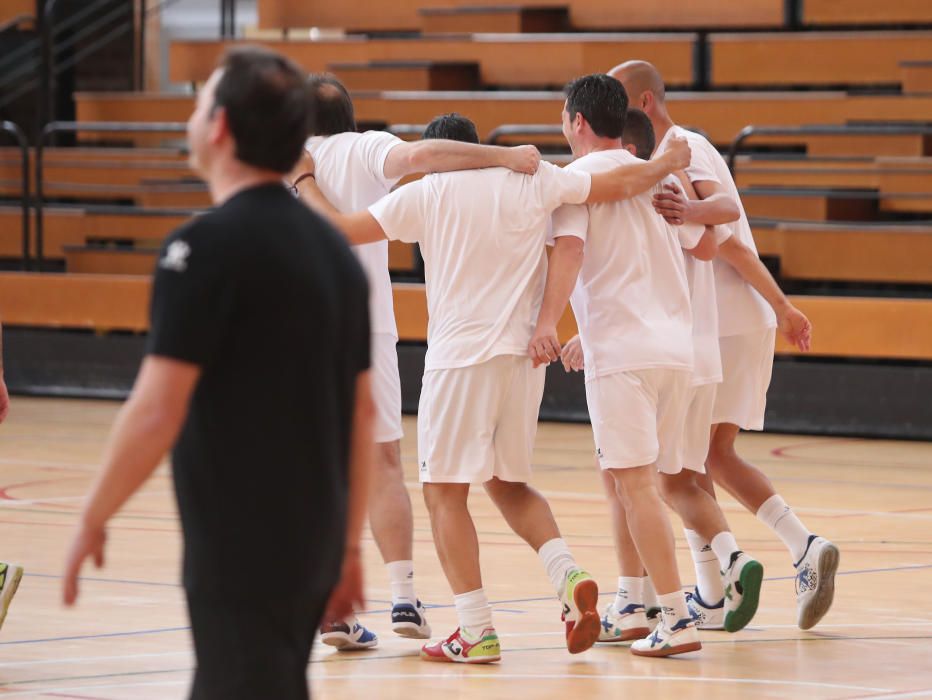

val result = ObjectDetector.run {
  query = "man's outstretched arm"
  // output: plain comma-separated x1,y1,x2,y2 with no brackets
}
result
384,141,541,179
586,136,691,204
294,173,387,246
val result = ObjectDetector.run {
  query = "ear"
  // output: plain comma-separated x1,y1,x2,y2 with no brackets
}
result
208,105,228,146
623,143,637,156
641,91,653,112
574,112,587,134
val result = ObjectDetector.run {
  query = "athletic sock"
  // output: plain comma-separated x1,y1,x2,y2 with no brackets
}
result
657,590,690,628
613,576,645,611
386,559,416,605
455,588,493,637
642,576,659,610
685,529,725,603
538,538,578,597
710,531,741,571
756,494,814,563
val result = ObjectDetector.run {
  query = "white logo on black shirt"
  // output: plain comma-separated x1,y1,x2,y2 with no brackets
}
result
160,240,191,272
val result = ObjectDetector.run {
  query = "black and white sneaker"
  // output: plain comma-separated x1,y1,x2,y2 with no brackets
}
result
391,599,431,639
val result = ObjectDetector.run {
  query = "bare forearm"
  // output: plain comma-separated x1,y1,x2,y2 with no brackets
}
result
295,177,340,221
685,192,740,226
719,239,790,313
81,395,183,529
345,374,375,549
537,239,584,327
410,140,511,173
588,149,680,203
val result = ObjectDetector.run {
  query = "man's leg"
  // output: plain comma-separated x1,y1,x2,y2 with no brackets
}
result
0,561,24,632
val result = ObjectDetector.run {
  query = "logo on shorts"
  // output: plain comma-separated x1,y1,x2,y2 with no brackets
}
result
419,461,428,473
596,447,604,459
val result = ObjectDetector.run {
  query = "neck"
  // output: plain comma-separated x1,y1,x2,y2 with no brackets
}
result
575,136,623,157
651,107,676,148
205,158,284,205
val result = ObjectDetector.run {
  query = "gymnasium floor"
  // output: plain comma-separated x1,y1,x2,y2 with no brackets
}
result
1,397,931,699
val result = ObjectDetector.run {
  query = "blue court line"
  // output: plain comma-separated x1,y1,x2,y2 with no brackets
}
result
24,572,181,588
0,627,190,646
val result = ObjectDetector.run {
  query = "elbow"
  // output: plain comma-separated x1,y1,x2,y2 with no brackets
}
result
689,232,719,261
719,197,740,224
405,142,433,173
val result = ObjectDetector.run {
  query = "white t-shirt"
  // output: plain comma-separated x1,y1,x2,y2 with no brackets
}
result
656,126,777,337
369,161,592,372
307,131,403,338
552,148,698,383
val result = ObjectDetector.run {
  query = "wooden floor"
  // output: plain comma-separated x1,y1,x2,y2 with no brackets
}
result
1,397,931,698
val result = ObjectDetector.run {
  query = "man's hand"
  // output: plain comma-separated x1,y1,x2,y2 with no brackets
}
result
63,521,107,605
323,549,365,623
288,148,316,185
528,323,561,368
0,378,9,423
653,182,692,226
777,305,812,352
665,136,691,171
561,335,584,373
503,145,541,175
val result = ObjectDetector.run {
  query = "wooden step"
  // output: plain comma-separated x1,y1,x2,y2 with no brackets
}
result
329,61,480,91
63,246,158,275
419,5,569,33
901,61,932,94
741,188,879,221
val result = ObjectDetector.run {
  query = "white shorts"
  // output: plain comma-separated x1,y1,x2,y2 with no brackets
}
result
585,368,692,475
713,327,776,431
371,333,404,444
682,383,717,473
417,354,546,484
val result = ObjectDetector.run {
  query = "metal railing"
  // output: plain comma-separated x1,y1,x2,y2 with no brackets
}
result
35,120,187,270
1,121,30,270
487,124,563,146
727,123,932,174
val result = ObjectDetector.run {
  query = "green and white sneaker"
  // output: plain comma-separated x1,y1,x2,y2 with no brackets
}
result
0,562,23,631
723,551,764,633
560,568,601,654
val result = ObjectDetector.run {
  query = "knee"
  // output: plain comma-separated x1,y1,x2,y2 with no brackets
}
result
376,441,403,474
483,476,525,503
611,469,656,510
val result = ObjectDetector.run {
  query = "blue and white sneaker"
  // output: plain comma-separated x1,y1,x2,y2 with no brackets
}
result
630,616,702,658
321,617,378,650
686,588,725,631
795,535,840,630
598,602,650,642
391,599,431,639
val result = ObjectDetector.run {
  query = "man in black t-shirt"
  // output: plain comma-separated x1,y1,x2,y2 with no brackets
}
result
62,47,374,700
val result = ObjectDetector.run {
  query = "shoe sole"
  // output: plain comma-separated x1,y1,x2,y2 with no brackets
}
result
567,579,600,654
321,635,378,651
0,566,23,631
598,627,651,643
724,559,764,633
393,622,432,639
630,640,702,658
798,543,840,631
420,652,501,664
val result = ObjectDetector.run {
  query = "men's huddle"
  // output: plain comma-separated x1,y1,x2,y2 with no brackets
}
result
297,63,836,663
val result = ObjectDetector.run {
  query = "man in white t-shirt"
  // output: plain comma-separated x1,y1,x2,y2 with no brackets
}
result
297,112,691,663
551,106,766,642
533,74,715,657
290,75,542,651
611,60,838,631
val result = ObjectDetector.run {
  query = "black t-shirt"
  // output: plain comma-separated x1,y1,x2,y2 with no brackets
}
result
147,183,370,599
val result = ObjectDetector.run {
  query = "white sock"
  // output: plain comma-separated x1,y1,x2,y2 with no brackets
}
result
756,494,813,563
454,588,493,636
613,576,644,611
386,560,416,605
657,590,690,628
685,529,724,603
710,531,740,571
538,538,578,597
642,576,658,609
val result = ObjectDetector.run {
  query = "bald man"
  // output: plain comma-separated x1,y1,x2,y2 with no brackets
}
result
609,60,838,632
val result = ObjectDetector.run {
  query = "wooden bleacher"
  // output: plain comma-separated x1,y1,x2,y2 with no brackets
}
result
418,6,570,34
802,0,932,26
0,0,34,24
256,0,786,32
901,61,932,94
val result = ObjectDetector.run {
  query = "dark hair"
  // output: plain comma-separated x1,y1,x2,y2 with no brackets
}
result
422,113,480,144
212,46,311,173
563,73,628,139
307,73,357,136
621,108,655,160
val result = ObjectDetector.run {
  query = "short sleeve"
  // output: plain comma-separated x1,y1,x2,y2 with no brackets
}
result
675,221,707,251
551,203,590,243
360,131,405,190
713,224,734,245
368,180,427,243
536,161,592,212
685,138,723,185
147,224,235,366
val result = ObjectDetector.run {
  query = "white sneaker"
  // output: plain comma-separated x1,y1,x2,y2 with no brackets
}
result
391,599,431,639
0,562,23,631
630,617,702,658
795,535,840,630
598,602,651,642
685,589,725,631
320,617,379,650
723,551,764,633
